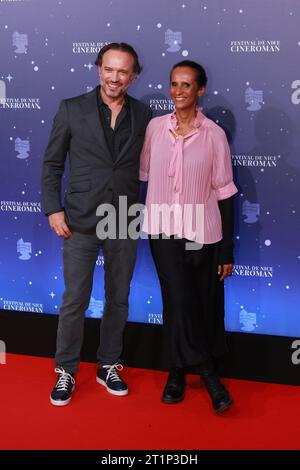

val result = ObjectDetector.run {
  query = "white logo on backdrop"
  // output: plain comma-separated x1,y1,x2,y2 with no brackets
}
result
165,29,182,52
12,32,28,54
15,138,30,159
240,309,257,332
242,200,260,223
245,87,263,111
17,238,32,260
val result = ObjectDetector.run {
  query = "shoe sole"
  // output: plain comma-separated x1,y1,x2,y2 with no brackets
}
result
161,395,184,404
49,386,75,407
214,399,233,414
50,396,72,406
96,377,128,396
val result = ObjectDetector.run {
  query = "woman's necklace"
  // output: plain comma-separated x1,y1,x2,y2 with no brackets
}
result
176,111,197,137
176,122,195,137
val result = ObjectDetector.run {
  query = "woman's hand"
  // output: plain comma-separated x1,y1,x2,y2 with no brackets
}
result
218,263,234,281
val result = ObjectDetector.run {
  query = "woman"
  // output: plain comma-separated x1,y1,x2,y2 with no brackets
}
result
139,60,238,414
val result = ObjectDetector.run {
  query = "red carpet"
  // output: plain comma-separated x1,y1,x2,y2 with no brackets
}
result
0,353,299,450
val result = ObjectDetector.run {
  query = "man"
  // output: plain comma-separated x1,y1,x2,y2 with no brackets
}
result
42,43,152,406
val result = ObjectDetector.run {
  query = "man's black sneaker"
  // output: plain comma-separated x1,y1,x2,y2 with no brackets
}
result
50,367,75,406
96,363,128,396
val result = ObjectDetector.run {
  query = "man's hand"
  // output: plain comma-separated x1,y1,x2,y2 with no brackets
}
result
48,211,72,238
218,263,234,282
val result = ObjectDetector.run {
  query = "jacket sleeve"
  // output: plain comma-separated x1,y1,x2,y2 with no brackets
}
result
41,100,71,215
139,119,153,181
218,196,234,264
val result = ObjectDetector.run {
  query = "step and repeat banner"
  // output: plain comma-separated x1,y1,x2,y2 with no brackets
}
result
1,0,299,337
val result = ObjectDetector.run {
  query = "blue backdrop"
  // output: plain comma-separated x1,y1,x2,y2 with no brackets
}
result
1,0,299,337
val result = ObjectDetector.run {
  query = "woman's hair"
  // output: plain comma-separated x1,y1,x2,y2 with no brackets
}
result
170,60,207,88
94,42,142,75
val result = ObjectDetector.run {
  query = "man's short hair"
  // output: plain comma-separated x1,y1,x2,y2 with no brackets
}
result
95,42,142,75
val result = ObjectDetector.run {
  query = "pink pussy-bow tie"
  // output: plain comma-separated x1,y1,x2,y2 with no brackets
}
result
168,134,184,194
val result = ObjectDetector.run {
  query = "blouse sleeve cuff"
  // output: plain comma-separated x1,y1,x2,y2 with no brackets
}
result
139,170,149,182
216,181,238,200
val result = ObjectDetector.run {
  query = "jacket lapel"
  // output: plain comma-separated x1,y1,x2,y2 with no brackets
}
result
80,88,112,161
80,89,139,165
114,96,137,164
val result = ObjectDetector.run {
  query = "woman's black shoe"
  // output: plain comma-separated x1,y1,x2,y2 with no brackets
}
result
162,368,185,404
199,359,233,414
201,374,233,414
